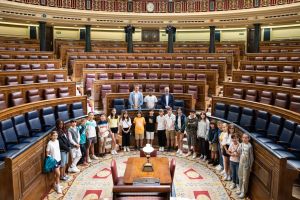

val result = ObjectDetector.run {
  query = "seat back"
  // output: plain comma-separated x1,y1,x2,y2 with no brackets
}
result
241,75,252,83
278,120,296,145
13,114,30,138
44,88,56,100
1,119,18,144
281,78,294,87
6,76,18,85
232,88,244,99
267,115,283,138
274,93,289,108
259,91,273,105
213,103,227,119
26,110,42,134
173,85,183,93
255,76,266,85
226,105,241,124
71,102,84,118
111,159,119,185
37,74,48,83
239,108,254,131
0,93,7,109
290,125,300,150
290,95,300,113
54,74,64,82
254,110,270,135
173,100,185,111
113,99,125,114
245,90,257,102
10,92,24,106
267,77,279,86
56,104,69,122
27,89,41,102
42,107,56,128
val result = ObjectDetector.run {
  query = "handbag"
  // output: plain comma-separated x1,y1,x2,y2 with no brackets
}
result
43,156,57,173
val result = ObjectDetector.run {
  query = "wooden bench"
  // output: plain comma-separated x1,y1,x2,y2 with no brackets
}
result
92,79,208,110
73,60,227,85
261,40,300,46
0,43,40,51
211,96,299,200
66,52,234,75
239,60,300,72
82,68,218,96
0,37,39,44
0,69,68,85
0,51,55,59
244,53,300,61
0,96,87,200
104,92,194,114
260,46,300,53
0,82,76,108
0,59,62,70
112,185,171,200
232,70,300,87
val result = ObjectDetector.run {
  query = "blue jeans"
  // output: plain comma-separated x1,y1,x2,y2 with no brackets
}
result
230,161,239,184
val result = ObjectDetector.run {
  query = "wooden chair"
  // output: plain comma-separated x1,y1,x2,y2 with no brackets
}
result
111,159,124,186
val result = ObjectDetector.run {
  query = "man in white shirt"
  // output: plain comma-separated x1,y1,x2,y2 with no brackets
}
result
144,88,158,109
164,107,176,151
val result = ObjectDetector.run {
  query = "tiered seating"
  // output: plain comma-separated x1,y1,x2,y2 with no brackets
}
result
66,52,234,75
223,82,300,113
0,69,68,85
0,51,55,59
260,46,300,53
72,60,227,84
232,70,300,88
0,43,39,51
83,68,218,96
245,53,300,61
0,82,76,108
240,61,300,72
92,79,208,110
212,96,300,200
0,59,62,70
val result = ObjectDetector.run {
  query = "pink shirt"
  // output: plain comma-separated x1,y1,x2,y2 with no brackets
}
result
228,142,240,162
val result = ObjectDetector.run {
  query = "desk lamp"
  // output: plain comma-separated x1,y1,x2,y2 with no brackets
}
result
142,144,154,172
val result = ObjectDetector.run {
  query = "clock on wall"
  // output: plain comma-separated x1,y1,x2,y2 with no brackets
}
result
146,2,155,13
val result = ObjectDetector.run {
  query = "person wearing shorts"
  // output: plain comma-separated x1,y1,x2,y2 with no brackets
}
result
164,107,176,151
85,112,99,162
108,108,120,155
145,109,156,146
133,111,146,150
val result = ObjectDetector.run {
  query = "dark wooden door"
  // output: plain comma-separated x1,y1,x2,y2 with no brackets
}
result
46,26,53,51
142,29,159,42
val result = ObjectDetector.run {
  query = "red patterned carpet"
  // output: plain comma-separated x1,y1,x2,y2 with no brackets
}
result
44,151,248,200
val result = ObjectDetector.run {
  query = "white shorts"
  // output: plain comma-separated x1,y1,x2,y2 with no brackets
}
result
71,147,82,159
146,132,154,140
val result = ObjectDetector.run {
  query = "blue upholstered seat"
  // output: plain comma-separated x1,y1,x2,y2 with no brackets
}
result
251,110,269,137
257,115,284,143
213,103,227,119
71,102,84,118
239,107,254,131
226,105,241,124
173,100,185,111
42,107,56,130
26,110,44,137
13,115,38,143
56,104,69,122
113,99,125,115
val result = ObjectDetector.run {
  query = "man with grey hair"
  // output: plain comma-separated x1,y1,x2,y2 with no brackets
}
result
160,86,174,109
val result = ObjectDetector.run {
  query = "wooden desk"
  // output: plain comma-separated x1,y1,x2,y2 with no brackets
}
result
123,157,171,185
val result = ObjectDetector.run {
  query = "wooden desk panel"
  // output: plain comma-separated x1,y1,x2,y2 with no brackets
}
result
0,43,40,51
0,59,62,70
244,53,300,61
123,157,172,185
260,46,300,53
0,51,55,59
240,60,300,71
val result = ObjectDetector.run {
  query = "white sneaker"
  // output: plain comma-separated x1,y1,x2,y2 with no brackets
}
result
74,167,80,173
127,147,130,152
68,167,80,173
114,150,118,154
192,153,197,159
230,183,236,189
179,150,183,155
162,147,164,152
221,170,226,175
199,154,204,159
226,176,232,181
87,157,92,163
215,165,222,170
124,147,127,152
158,147,161,151
223,174,228,181
236,189,241,195
202,155,207,161
238,192,245,199
91,155,99,160
55,184,62,194
176,149,180,154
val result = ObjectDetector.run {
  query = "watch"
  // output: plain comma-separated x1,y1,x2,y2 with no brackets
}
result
146,2,155,13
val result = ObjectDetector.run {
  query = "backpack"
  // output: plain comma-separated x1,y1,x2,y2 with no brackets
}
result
43,156,57,173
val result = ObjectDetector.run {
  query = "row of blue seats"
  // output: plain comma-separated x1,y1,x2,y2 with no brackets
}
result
0,102,84,161
214,103,300,164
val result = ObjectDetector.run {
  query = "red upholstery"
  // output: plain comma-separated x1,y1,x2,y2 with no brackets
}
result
283,65,294,72
274,93,289,108
267,65,278,72
254,76,266,85
259,91,273,105
188,85,198,99
98,73,108,80
173,85,183,93
232,88,244,99
245,90,257,102
186,64,195,69
119,64,127,69
6,76,18,85
267,77,280,86
159,85,169,93
162,64,171,69
125,73,134,80
174,64,182,69
140,64,149,68
101,85,112,98
10,91,24,106
97,64,106,68
4,64,16,71
0,93,7,109
111,159,119,185
186,73,196,80
119,84,130,93
151,64,160,68
281,78,294,87
197,74,206,81
37,74,48,83
44,88,56,100
20,64,30,70
22,76,35,84
45,63,55,70
149,73,158,79
174,73,182,80
113,73,123,80
241,75,252,83
146,84,155,92
290,95,300,113
161,73,170,80
54,74,64,82
31,64,41,70
245,65,254,70
87,64,96,68
256,65,266,71
138,73,147,80
27,89,41,102
170,158,176,182
58,87,69,98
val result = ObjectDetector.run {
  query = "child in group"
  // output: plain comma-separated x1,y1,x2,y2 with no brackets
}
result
227,134,240,190
68,120,82,173
143,88,158,109
220,123,231,181
197,111,210,160
119,110,132,152
133,111,146,150
108,108,119,155
56,119,71,181
185,110,198,157
145,109,156,146
175,107,186,156
78,118,88,166
165,107,176,151
97,114,111,156
46,131,62,194
237,133,254,199
86,112,99,162
156,109,166,152
215,121,224,171
208,120,219,165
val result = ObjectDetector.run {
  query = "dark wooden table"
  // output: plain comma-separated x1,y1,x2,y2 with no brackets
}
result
123,157,172,185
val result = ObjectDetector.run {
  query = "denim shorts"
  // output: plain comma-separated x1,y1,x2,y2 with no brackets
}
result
60,151,69,167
